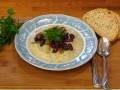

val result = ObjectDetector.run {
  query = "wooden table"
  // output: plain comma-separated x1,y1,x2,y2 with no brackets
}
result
0,0,120,89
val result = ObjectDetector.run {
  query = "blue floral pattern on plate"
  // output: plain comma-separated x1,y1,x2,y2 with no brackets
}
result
15,14,98,71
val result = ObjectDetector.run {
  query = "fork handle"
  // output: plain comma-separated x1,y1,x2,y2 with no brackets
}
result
102,56,110,90
91,57,101,88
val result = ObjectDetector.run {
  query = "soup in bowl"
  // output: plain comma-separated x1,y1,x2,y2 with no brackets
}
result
27,24,84,64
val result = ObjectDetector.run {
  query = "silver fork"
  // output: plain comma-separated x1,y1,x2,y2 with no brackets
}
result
90,56,101,88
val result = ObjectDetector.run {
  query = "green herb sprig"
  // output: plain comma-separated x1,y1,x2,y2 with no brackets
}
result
44,26,66,42
0,8,23,50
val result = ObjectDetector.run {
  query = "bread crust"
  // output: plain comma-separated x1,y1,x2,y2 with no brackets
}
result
107,9,120,39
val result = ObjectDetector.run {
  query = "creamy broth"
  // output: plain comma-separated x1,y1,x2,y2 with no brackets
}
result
27,25,84,64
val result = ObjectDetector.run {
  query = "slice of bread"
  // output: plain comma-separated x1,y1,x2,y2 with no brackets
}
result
82,8,119,42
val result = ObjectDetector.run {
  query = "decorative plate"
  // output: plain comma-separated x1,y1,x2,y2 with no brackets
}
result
15,14,98,71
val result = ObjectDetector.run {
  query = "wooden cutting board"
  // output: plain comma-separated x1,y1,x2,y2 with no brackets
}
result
0,0,120,89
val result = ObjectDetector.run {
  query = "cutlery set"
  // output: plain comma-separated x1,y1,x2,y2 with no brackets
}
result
91,37,111,90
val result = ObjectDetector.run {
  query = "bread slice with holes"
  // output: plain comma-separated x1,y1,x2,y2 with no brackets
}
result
82,8,119,42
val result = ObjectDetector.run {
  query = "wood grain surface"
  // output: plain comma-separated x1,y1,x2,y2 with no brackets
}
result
0,0,120,89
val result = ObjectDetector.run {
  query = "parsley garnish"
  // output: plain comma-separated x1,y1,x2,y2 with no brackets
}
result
44,26,66,42
0,8,23,50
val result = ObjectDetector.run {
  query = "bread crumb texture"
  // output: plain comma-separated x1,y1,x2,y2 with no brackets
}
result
82,8,120,42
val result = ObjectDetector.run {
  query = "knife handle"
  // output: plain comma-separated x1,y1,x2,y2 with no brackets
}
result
91,57,101,88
